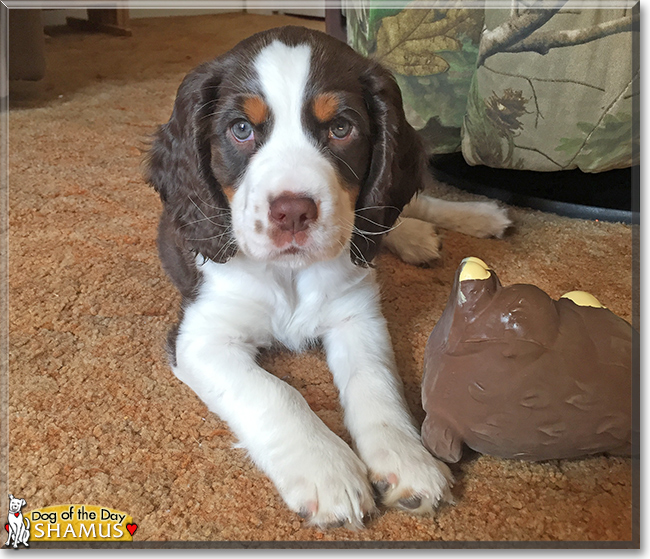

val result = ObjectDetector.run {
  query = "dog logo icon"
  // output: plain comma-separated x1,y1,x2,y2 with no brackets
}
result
4,494,30,549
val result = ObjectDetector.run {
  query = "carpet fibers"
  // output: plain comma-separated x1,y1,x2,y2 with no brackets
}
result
6,12,636,546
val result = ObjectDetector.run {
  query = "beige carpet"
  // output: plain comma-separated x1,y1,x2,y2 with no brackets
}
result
7,12,636,545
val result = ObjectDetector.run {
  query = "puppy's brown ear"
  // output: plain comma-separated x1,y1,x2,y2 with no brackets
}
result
350,62,428,266
145,59,236,267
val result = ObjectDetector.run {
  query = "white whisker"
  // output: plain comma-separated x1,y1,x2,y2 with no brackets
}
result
326,148,360,181
186,228,232,242
188,195,229,227
348,238,370,267
192,191,233,212
215,237,238,261
355,204,401,213
180,213,232,229
353,212,402,233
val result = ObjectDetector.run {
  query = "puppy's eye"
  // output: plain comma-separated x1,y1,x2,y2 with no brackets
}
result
329,119,352,140
231,120,254,142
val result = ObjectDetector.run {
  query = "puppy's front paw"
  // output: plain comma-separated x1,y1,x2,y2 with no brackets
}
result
272,431,377,530
362,425,454,515
383,218,441,266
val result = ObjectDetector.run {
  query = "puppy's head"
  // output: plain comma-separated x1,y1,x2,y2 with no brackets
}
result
147,26,426,268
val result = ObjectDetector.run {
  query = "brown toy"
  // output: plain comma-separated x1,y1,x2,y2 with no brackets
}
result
421,257,634,463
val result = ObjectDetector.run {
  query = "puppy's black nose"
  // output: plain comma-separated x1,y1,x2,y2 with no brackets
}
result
269,194,318,233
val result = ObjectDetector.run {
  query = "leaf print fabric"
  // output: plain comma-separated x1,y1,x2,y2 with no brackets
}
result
345,2,638,172
462,6,638,172
346,0,484,155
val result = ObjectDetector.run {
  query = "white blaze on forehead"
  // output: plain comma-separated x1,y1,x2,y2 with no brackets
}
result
254,40,312,136
246,38,338,209
229,38,353,265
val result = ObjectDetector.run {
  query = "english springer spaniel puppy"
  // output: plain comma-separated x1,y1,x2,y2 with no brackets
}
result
146,26,510,529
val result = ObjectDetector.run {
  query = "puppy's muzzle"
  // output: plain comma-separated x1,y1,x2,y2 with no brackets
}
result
269,193,318,248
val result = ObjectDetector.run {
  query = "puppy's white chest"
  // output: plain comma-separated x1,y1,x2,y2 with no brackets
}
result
264,267,324,350
196,255,361,352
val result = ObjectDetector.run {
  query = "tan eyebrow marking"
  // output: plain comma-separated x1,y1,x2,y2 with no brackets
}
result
242,96,269,125
312,93,339,123
222,185,235,202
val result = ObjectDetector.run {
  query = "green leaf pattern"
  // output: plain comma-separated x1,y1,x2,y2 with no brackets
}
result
346,4,638,171
346,1,483,154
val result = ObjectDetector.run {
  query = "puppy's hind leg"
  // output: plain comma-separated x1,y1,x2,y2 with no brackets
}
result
382,217,442,266
401,194,512,239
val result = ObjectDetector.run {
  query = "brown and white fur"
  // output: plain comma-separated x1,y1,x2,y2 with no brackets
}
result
146,26,510,529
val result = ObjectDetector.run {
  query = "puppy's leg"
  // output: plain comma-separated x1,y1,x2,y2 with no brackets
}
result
323,296,454,514
174,313,376,530
382,217,441,266
401,194,511,239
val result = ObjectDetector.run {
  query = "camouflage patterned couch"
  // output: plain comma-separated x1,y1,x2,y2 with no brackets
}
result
345,2,639,173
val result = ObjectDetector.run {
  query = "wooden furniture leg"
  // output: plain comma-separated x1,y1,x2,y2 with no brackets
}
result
66,9,131,37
